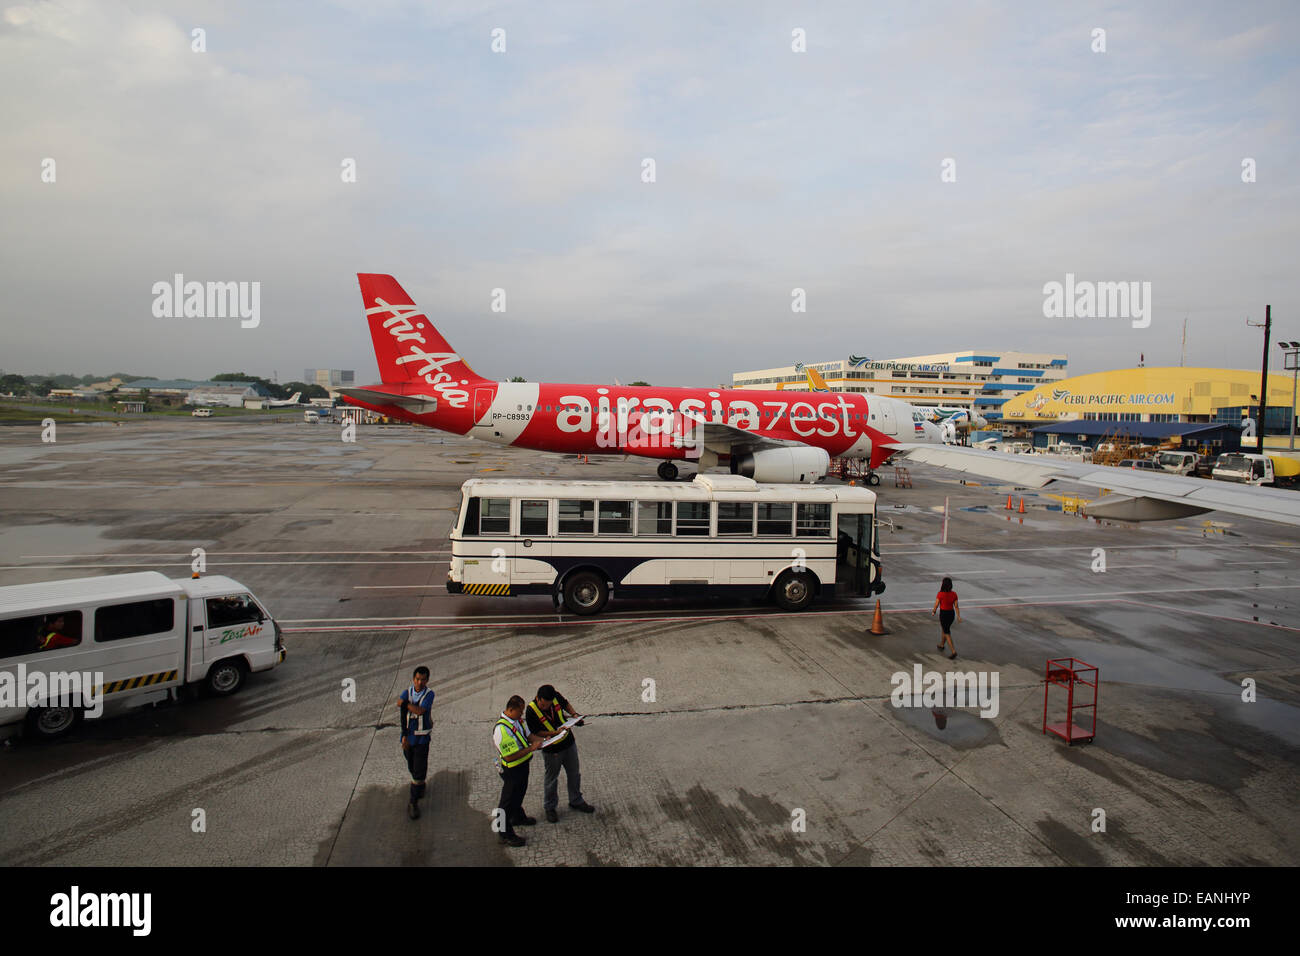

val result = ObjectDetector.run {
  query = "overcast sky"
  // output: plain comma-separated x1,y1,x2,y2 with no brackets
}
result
2,0,1296,387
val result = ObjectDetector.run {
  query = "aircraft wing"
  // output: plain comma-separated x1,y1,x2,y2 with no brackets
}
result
676,415,809,454
890,443,1300,527
336,386,439,415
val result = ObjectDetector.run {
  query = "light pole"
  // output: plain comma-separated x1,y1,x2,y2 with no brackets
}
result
1280,341,1300,452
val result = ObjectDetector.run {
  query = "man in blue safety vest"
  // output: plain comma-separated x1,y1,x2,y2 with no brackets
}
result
399,666,434,820
524,684,596,823
493,695,543,847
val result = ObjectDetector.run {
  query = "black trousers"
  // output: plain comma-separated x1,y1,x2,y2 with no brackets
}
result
405,743,430,803
497,761,531,836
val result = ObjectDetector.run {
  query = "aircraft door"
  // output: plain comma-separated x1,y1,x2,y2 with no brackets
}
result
473,386,496,425
871,400,899,435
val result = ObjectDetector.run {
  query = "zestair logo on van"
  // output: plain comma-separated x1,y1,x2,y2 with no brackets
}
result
0,665,104,718
217,622,262,645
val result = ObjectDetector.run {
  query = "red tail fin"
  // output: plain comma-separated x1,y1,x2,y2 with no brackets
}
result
357,274,483,386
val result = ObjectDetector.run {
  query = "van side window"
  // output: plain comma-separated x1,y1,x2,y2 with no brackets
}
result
95,599,175,642
0,610,83,658
205,595,264,629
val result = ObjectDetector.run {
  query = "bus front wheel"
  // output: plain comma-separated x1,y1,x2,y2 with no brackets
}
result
563,571,609,616
771,570,816,611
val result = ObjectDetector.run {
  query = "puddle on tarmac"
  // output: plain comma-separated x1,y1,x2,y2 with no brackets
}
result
0,523,163,562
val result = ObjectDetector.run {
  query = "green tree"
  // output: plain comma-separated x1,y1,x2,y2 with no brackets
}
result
509,376,527,382
0,373,28,394
629,380,651,387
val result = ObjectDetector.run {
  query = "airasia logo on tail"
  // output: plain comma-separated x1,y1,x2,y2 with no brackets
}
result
366,298,470,408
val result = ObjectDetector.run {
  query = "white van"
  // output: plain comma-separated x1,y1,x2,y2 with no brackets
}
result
192,408,212,418
0,572,285,740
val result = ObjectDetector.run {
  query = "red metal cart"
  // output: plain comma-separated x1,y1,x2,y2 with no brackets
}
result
1042,657,1097,745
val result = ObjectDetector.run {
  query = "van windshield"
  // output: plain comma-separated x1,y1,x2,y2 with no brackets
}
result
206,594,263,628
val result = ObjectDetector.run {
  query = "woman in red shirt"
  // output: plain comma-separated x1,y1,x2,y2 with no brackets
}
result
931,577,960,659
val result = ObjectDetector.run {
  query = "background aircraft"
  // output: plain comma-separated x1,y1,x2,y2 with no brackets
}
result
265,392,302,407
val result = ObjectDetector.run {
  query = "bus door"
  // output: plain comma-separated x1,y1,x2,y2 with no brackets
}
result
837,511,874,596
513,499,554,585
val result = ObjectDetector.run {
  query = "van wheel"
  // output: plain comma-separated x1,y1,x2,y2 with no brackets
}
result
563,571,609,616
771,570,816,611
206,659,246,696
26,706,81,740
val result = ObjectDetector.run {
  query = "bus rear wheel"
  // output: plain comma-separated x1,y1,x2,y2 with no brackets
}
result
26,705,80,740
657,461,679,481
771,570,816,611
563,571,609,616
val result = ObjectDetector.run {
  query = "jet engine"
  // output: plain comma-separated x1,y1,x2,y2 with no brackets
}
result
730,446,831,484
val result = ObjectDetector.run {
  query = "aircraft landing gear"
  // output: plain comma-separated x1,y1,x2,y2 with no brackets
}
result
866,471,881,486
657,461,679,481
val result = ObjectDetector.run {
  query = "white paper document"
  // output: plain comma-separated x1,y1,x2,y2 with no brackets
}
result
541,729,569,747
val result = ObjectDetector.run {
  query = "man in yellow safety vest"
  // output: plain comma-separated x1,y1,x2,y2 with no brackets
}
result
493,695,543,847
524,684,595,823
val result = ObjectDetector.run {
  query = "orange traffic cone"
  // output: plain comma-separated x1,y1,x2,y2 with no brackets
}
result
869,599,889,635
1005,495,1013,510
1018,498,1026,514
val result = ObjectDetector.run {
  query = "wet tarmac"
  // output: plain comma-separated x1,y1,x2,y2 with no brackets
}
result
0,418,1296,866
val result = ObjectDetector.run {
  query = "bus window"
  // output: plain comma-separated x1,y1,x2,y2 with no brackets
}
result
717,502,755,535
558,499,595,534
598,501,632,534
520,500,549,536
675,502,711,536
480,498,511,534
796,503,831,536
637,501,672,535
756,502,793,535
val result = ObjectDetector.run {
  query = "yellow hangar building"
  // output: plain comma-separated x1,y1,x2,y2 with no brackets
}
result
1000,366,1300,452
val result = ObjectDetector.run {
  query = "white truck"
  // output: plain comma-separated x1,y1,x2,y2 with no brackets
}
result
1212,453,1274,485
1156,450,1200,475
0,572,285,740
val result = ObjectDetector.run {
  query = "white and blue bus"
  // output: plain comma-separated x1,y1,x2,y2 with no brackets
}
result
447,474,883,615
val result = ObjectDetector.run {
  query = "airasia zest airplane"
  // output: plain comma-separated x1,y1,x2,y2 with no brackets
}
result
338,274,945,483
